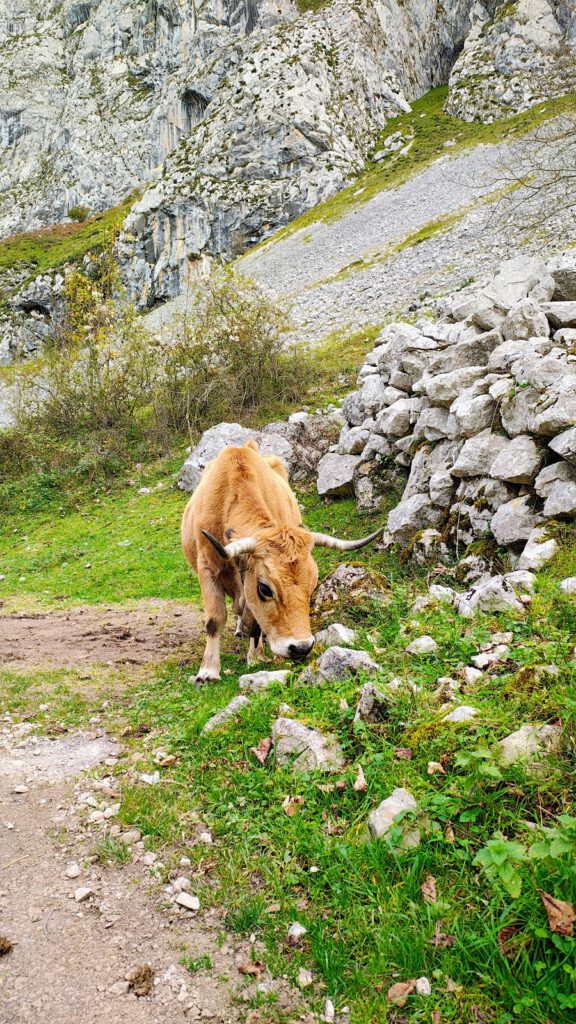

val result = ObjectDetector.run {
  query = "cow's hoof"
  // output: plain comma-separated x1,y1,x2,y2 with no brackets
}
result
195,669,220,687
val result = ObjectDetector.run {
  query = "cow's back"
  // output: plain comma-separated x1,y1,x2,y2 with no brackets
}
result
181,442,297,569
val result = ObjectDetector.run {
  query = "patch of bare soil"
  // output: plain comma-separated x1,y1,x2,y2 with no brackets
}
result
0,600,203,668
0,725,311,1024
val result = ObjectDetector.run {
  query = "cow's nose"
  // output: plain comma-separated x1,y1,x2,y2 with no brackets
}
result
288,639,315,661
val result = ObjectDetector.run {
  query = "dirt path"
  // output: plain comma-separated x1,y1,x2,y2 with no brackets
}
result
0,722,307,1024
0,600,203,668
0,602,308,1024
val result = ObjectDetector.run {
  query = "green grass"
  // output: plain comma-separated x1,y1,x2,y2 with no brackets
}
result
0,458,196,607
249,87,576,252
2,470,574,1022
0,194,136,284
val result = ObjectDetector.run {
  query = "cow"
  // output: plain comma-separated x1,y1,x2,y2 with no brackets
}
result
181,439,384,682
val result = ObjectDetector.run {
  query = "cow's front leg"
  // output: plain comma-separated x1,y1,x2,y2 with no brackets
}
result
247,623,267,667
196,570,227,683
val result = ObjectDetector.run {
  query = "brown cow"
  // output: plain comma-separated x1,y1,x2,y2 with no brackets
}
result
181,439,384,682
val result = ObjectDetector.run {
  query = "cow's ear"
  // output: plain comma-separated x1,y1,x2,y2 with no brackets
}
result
202,530,229,559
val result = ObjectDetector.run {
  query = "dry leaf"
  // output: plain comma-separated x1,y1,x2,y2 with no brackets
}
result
0,936,13,957
444,824,455,843
387,980,416,1006
427,761,446,776
445,977,462,994
238,960,264,976
497,924,521,958
157,755,178,766
394,747,413,760
427,922,455,949
339,698,349,710
282,794,304,817
539,891,576,937
265,902,281,914
317,783,335,793
335,780,347,791
421,874,437,904
353,766,368,792
432,1011,441,1024
471,1008,488,1023
250,737,272,765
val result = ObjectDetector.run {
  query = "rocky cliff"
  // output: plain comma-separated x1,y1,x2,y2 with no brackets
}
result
1,0,576,319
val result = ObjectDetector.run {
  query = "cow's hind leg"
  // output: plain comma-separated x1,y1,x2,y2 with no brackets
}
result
196,568,227,683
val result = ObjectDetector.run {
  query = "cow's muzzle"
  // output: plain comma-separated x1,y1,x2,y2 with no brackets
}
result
288,639,315,662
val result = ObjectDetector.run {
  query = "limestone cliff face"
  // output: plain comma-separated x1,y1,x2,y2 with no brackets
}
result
0,0,293,237
0,0,475,307
117,0,476,306
445,0,576,122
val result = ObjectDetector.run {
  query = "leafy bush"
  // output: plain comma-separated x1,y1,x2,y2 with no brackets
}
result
12,267,310,445
67,204,90,222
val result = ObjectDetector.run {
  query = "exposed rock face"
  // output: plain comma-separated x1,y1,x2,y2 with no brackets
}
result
331,253,576,556
0,1,478,307
446,0,576,122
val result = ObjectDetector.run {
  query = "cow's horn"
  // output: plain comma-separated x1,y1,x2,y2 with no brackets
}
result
310,525,386,551
202,530,257,559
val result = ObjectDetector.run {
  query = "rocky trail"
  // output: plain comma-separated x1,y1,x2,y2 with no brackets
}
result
0,723,245,1024
0,603,305,1024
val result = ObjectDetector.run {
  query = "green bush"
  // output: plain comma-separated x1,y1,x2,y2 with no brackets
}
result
67,205,90,223
11,267,310,445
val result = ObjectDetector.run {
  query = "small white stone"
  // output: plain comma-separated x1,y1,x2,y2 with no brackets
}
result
406,635,438,655
65,862,81,879
560,577,576,594
462,666,483,685
297,967,313,988
175,892,200,911
74,887,93,903
415,976,432,996
12,784,28,794
287,921,307,942
442,705,478,723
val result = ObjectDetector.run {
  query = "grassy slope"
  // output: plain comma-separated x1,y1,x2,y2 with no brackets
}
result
249,87,576,254
1,471,575,1023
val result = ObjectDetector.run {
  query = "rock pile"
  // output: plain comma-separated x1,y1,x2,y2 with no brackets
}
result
178,411,340,491
319,253,576,559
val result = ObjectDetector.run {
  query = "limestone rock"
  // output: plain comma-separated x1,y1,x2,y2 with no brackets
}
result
406,635,438,655
548,250,576,301
502,298,550,340
272,717,344,772
549,428,576,465
179,423,256,491
238,670,290,693
535,459,576,497
491,496,539,547
201,696,251,734
315,646,379,682
442,705,478,723
354,682,392,723
560,577,576,594
367,787,417,840
543,481,576,518
498,724,562,766
518,528,558,571
451,430,509,478
489,435,543,485
387,494,443,546
315,623,357,647
541,302,576,329
317,453,361,497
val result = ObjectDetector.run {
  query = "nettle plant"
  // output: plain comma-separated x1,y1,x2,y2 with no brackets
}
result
474,814,576,899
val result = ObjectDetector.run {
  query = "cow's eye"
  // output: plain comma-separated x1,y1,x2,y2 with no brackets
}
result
257,580,274,601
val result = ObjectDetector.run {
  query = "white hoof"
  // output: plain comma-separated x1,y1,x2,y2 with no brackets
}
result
195,668,220,685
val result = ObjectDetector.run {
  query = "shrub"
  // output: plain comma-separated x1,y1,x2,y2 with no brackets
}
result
67,204,90,222
11,266,310,447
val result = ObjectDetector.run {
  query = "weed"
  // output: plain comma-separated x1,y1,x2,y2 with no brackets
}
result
95,836,131,866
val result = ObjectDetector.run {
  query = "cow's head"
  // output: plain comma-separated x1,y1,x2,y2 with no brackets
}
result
202,524,385,662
